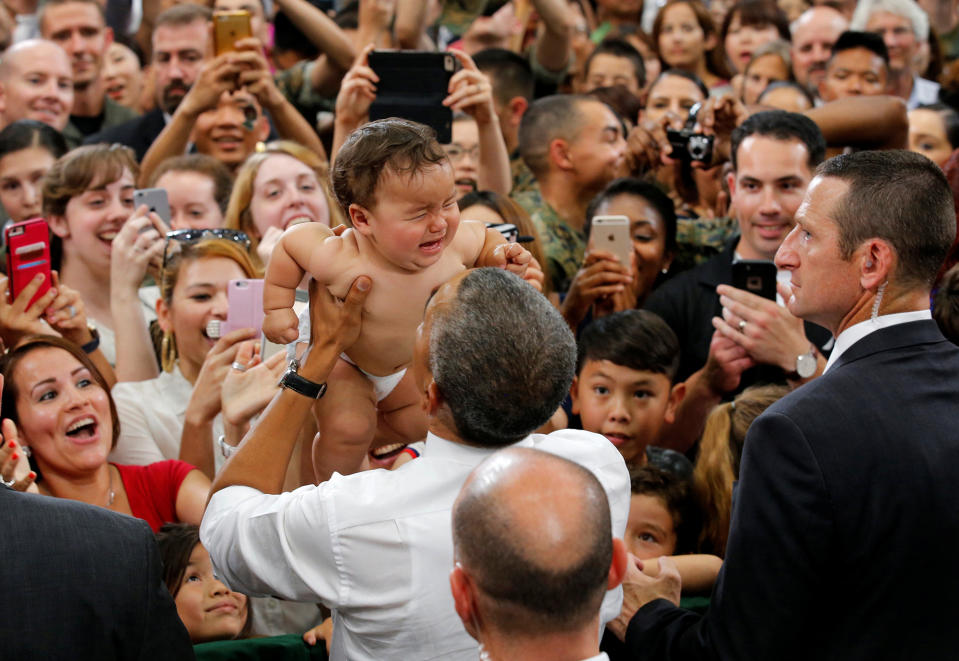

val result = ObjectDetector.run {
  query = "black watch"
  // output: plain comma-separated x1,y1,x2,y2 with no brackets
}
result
278,358,327,399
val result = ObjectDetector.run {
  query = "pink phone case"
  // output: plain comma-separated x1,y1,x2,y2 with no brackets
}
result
220,279,264,337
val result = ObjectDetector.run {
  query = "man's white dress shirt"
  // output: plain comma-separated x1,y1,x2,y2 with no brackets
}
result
201,429,630,661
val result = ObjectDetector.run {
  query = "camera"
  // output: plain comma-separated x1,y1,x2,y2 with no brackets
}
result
666,102,714,163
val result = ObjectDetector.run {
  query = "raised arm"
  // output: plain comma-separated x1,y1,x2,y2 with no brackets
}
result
332,45,378,163
232,38,328,159
444,50,512,197
804,95,908,151
273,0,356,97
530,0,573,75
262,223,335,343
209,275,370,498
394,0,430,50
138,54,243,188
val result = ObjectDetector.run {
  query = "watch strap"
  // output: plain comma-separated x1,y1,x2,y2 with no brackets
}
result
279,361,327,399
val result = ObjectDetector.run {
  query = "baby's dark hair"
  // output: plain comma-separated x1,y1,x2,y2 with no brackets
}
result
630,465,701,555
576,310,680,382
331,118,449,214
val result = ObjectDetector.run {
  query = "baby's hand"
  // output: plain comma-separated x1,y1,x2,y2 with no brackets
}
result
262,308,300,345
489,242,532,277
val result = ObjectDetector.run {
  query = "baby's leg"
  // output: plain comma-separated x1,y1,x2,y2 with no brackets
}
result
376,371,428,448
311,358,377,483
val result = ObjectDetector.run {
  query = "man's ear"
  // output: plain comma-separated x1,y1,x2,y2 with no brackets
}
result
608,538,629,590
426,379,444,416
449,564,481,640
859,238,895,291
569,375,581,414
549,137,573,172
507,96,528,128
663,380,686,425
47,214,70,239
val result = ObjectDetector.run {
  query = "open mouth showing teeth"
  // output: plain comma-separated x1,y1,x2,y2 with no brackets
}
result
455,179,476,190
66,417,97,439
420,239,442,249
370,443,407,460
284,216,313,228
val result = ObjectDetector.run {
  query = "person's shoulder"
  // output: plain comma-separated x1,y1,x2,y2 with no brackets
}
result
532,429,626,469
1,488,151,541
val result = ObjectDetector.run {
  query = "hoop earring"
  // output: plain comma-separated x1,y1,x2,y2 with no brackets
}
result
161,330,177,373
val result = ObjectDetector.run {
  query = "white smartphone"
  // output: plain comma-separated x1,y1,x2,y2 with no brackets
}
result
590,215,632,267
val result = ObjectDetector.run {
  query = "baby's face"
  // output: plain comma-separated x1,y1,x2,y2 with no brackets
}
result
360,163,460,271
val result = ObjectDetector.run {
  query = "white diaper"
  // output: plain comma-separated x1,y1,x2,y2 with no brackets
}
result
293,304,406,401
340,353,407,402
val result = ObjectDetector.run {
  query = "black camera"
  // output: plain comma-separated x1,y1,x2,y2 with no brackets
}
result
666,102,714,163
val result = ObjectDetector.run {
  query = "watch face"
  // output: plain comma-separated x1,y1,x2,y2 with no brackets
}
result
796,353,816,378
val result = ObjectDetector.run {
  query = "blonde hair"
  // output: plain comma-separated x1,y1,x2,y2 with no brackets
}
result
223,141,344,268
157,238,259,371
692,383,788,556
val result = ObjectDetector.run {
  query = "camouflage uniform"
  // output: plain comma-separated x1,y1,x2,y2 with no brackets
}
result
673,215,738,274
514,187,586,294
275,60,336,127
510,150,537,196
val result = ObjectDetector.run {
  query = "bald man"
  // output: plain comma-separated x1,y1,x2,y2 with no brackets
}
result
790,6,849,95
0,39,73,132
450,447,629,661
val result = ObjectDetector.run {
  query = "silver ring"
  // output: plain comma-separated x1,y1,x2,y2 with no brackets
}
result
67,305,76,318
231,362,248,372
738,320,747,332
0,474,15,488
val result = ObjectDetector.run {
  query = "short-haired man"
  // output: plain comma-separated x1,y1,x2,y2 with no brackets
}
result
581,38,646,97
818,30,889,100
614,149,959,659
39,0,137,147
852,0,939,108
790,6,850,95
86,4,211,159
645,111,832,448
515,94,627,292
450,447,628,661
201,268,630,661
0,39,73,132
474,48,537,194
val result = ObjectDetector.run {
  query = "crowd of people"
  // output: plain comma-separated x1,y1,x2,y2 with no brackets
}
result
0,0,957,658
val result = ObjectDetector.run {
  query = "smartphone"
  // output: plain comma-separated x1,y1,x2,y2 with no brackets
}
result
213,10,252,56
732,260,777,301
369,51,458,143
590,215,632,267
133,188,171,226
221,278,264,337
489,222,518,243
5,218,52,308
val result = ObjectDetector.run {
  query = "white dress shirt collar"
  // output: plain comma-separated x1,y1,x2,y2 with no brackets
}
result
823,309,932,374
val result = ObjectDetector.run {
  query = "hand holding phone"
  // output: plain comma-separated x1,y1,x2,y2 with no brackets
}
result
731,260,777,301
589,215,633,268
5,218,52,308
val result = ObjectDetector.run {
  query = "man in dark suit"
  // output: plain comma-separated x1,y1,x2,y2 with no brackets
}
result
0,485,194,659
85,4,210,160
610,149,959,659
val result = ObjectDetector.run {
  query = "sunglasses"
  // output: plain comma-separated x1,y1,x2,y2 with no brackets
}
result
161,229,251,271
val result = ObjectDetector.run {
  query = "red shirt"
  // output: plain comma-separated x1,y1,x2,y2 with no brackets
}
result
115,460,195,532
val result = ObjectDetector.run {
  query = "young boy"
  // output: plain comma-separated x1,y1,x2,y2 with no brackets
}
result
262,118,532,480
569,310,685,466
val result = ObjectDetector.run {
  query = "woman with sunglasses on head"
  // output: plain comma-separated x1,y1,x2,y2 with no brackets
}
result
0,335,210,532
110,235,287,479
43,144,167,382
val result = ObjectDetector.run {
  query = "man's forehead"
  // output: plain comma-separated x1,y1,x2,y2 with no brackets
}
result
7,44,70,73
153,20,210,48
44,1,104,27
736,135,812,174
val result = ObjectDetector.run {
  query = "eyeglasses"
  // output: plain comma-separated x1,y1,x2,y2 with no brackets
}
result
444,143,480,163
161,229,251,271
